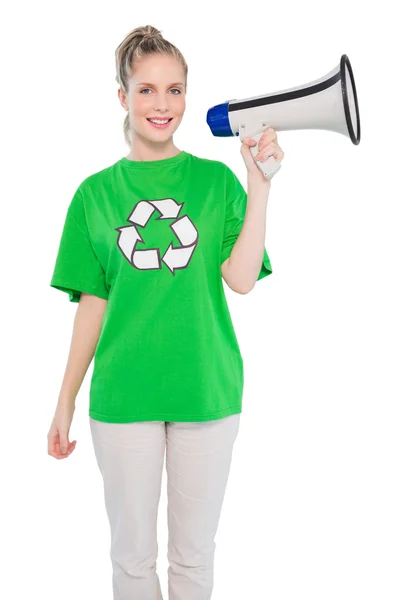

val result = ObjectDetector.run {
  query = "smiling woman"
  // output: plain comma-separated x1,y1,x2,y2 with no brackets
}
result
114,26,188,161
48,23,266,600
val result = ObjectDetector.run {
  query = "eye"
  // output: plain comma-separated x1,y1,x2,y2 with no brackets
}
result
139,88,182,94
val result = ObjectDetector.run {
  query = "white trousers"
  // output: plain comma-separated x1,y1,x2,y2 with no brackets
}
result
89,413,241,600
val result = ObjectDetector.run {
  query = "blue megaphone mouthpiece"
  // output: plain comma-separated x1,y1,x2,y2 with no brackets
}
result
206,102,235,137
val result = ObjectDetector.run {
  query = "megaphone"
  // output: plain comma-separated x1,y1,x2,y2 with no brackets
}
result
206,54,361,180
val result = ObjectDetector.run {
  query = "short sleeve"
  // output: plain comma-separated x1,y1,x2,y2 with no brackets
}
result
221,166,273,281
49,186,109,302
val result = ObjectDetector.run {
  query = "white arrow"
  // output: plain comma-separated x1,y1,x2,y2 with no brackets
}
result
132,248,160,270
171,215,198,246
127,201,156,227
162,242,197,274
115,225,144,263
149,198,184,219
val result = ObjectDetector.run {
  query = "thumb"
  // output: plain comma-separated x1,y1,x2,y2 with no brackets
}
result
240,139,259,173
240,137,257,159
59,432,69,454
242,137,257,149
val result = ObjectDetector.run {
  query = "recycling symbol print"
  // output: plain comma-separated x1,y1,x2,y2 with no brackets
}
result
115,198,199,275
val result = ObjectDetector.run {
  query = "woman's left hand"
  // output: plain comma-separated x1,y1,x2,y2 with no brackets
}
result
240,127,284,184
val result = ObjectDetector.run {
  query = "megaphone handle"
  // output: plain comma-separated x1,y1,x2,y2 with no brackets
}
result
249,131,281,180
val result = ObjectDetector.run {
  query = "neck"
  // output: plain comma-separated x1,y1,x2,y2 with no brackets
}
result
127,134,181,162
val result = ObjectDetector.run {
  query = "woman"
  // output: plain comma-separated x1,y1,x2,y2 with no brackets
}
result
47,24,284,600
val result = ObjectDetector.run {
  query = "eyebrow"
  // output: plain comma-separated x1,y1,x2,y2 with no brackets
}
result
135,82,185,87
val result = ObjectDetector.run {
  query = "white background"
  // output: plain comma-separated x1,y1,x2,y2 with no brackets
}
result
2,1,399,599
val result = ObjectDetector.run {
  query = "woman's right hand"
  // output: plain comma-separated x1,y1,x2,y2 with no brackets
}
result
47,402,77,459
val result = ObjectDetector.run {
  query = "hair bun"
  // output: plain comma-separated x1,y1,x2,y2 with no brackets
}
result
142,28,161,40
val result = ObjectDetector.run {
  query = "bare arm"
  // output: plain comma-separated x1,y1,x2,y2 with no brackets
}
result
56,293,108,410
221,177,270,294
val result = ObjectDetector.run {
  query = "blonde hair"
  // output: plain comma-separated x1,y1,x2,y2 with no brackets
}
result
115,25,188,148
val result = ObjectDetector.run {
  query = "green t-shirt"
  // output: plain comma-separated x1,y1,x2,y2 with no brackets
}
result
50,150,272,422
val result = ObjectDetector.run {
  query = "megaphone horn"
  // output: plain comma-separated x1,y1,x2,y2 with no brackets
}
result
206,54,361,180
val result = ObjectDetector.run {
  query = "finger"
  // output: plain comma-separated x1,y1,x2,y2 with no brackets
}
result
58,431,70,455
254,141,278,160
259,148,284,162
243,137,257,146
52,437,69,458
52,441,76,459
48,448,69,459
258,127,277,149
63,440,76,453
49,435,64,457
266,126,277,140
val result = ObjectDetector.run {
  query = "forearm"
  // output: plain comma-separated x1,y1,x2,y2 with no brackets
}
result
57,294,107,409
227,177,271,293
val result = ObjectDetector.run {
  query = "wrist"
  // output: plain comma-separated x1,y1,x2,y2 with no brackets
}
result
57,394,76,410
247,175,271,197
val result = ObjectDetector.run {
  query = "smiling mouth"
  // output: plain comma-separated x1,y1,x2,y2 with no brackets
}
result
146,118,173,122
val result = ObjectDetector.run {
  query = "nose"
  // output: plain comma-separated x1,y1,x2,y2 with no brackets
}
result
153,96,172,112
154,105,169,113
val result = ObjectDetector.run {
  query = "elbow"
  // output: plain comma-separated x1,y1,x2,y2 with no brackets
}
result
226,282,249,295
235,283,254,295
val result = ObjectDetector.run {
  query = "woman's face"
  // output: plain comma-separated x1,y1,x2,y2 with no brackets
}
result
120,54,186,145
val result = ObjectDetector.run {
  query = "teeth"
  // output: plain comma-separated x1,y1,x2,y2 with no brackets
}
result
149,118,170,124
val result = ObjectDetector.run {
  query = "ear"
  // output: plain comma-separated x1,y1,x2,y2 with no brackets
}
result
117,88,128,111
